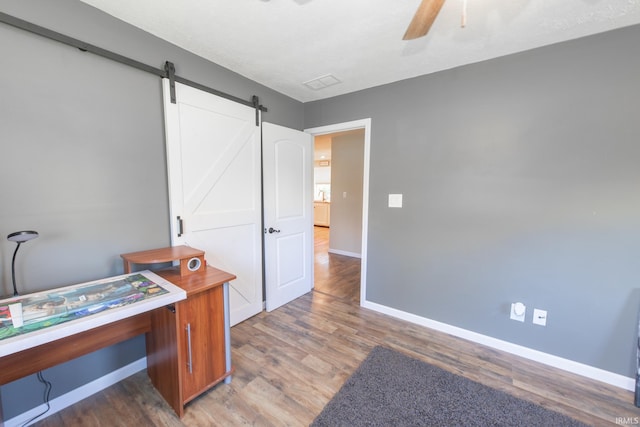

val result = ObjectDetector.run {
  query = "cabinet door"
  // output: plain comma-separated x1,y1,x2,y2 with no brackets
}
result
314,203,322,225
179,287,226,403
314,203,330,226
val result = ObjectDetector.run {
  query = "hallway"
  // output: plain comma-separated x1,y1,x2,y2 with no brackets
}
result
313,226,361,302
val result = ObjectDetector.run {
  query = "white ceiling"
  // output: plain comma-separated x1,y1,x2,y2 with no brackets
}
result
78,0,640,103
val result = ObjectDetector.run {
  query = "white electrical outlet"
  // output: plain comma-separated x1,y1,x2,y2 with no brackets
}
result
510,302,526,322
533,309,547,326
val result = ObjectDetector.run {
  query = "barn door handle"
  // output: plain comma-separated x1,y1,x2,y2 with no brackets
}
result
267,227,280,234
177,216,184,237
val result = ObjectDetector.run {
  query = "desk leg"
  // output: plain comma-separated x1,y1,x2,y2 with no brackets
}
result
223,282,232,384
0,387,4,427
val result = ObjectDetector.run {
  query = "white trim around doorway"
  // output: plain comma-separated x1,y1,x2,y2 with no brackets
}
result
304,118,371,307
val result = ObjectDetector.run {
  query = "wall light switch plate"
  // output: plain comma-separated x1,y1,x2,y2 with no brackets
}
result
388,194,403,208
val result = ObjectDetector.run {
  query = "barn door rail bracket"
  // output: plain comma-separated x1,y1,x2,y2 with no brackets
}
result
165,61,177,104
252,96,261,126
0,11,268,116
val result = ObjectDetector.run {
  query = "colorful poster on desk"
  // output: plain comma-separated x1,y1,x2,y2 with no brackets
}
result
0,273,168,340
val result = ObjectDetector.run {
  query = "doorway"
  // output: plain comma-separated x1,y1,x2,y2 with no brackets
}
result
305,119,371,306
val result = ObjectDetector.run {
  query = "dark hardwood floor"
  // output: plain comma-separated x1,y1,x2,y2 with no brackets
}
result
34,226,639,426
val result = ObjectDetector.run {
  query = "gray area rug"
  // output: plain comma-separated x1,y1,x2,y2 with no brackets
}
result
311,346,589,426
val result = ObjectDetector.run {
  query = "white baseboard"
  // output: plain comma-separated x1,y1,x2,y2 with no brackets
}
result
6,358,147,427
328,248,361,258
361,300,635,391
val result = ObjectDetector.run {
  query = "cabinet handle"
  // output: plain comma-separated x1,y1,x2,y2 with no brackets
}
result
186,323,193,374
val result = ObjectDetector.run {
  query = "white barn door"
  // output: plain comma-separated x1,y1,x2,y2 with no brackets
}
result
163,79,263,326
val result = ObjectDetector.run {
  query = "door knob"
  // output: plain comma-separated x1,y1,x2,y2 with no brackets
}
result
268,227,281,234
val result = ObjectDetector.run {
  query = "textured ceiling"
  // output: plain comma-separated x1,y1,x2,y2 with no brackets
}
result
78,0,640,102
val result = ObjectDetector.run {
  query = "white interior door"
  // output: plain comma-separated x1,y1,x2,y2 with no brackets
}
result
263,122,313,311
163,79,263,326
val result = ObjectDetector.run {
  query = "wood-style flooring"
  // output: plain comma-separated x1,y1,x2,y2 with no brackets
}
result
312,226,360,303
35,226,639,426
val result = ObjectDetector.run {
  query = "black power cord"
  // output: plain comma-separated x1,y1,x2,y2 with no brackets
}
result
21,371,52,426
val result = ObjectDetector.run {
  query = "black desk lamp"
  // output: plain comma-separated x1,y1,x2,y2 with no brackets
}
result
7,230,39,296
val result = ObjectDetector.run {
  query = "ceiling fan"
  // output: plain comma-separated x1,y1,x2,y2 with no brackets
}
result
403,0,467,40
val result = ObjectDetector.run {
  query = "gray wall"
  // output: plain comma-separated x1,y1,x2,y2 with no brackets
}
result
0,0,303,419
330,132,364,255
305,25,640,377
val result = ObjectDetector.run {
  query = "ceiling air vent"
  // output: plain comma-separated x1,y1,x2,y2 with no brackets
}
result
303,74,341,90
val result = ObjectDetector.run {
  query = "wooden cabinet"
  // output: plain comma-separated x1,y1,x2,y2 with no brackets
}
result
147,267,234,416
121,247,235,417
178,279,226,403
314,202,330,226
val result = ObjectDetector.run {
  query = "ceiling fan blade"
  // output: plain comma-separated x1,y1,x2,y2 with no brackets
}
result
403,0,446,40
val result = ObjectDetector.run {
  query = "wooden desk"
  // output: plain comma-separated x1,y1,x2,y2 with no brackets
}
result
0,313,150,386
0,271,185,427
0,251,235,420
0,271,185,385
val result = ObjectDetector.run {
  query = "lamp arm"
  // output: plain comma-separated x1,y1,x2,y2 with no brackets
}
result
11,242,22,296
